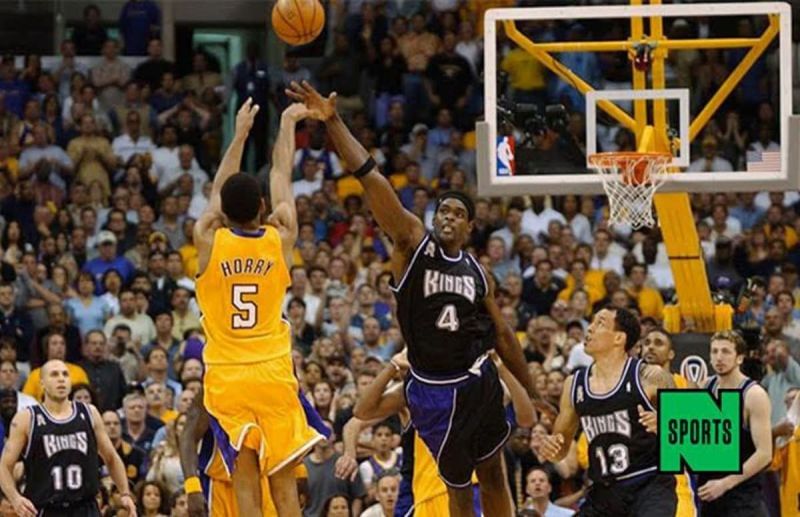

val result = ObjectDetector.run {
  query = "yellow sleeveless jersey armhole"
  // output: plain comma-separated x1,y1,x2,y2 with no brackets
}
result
672,373,689,390
196,227,224,280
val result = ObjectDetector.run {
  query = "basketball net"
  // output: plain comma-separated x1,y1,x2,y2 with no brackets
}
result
588,152,672,229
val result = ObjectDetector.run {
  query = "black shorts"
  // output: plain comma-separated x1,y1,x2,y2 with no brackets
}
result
699,481,768,517
405,356,510,487
577,473,677,517
40,499,101,517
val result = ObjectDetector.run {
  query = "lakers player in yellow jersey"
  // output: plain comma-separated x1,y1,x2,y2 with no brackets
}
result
641,328,697,517
337,350,535,516
194,98,325,516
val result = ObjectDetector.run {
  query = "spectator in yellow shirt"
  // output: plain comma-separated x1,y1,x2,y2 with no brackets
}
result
764,204,799,250
0,139,19,182
626,263,665,321
144,382,178,424
771,387,800,517
558,259,604,306
23,332,90,401
501,46,547,105
66,114,119,197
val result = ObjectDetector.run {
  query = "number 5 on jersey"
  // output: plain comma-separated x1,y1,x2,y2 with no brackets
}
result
232,284,258,329
436,304,460,332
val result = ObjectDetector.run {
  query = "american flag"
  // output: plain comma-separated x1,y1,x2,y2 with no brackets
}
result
746,150,781,172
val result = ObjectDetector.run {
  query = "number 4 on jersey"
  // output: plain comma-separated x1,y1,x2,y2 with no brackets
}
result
436,304,460,332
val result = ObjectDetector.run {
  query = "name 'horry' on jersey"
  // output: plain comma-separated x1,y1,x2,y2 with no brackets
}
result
393,233,491,376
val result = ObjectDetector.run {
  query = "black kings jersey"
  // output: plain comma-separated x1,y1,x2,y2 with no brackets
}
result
23,402,99,508
393,233,491,375
697,376,761,490
572,358,658,484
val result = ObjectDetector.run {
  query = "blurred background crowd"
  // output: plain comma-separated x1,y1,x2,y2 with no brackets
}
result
0,0,798,516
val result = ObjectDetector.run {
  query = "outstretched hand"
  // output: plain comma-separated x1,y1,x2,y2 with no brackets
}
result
285,80,338,121
235,97,260,137
281,101,325,123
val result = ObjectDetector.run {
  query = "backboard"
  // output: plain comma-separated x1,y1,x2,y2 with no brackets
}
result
478,2,799,196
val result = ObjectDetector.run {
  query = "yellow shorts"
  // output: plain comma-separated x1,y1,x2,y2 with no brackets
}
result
414,493,450,517
676,473,697,517
204,355,323,475
209,477,276,516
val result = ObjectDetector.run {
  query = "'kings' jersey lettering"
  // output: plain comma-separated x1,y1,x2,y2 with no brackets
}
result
423,270,476,303
42,432,89,457
580,410,632,442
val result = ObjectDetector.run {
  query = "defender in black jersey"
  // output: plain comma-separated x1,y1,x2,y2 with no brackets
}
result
286,80,534,516
697,331,772,517
541,308,677,516
0,360,136,517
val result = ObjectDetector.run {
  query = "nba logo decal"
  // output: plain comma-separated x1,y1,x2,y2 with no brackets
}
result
496,136,515,176
680,355,708,387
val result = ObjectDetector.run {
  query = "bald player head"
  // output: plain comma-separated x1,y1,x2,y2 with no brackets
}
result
40,360,72,403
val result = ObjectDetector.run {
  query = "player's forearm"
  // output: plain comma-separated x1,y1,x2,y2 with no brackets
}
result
0,462,21,501
179,434,200,477
269,114,297,204
326,112,370,171
497,362,536,428
723,448,772,490
495,324,535,398
342,418,366,458
353,364,395,420
108,455,132,495
212,131,247,198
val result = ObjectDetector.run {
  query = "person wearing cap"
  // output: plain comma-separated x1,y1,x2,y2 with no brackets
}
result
289,81,534,516
688,135,734,172
400,123,437,181
706,237,744,295
82,229,136,294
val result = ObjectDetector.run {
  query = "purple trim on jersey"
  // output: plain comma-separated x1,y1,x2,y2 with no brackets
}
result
299,388,331,439
394,476,414,517
473,484,482,515
229,227,266,238
207,414,237,474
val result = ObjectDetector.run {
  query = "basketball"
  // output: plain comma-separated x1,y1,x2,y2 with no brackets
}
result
272,0,325,46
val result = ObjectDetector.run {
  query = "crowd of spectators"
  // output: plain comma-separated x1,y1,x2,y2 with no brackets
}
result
0,0,797,516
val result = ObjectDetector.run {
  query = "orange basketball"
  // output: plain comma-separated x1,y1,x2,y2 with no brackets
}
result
272,0,325,46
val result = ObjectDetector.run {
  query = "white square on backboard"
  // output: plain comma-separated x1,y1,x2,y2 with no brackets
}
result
586,89,690,168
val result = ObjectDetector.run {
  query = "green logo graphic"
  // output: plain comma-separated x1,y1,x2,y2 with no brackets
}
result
658,389,742,473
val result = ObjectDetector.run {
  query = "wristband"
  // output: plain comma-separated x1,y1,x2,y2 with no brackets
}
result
184,476,202,494
352,157,376,178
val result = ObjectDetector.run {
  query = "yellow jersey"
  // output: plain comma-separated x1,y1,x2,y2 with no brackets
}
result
196,226,291,365
672,373,697,517
771,427,800,517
